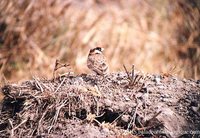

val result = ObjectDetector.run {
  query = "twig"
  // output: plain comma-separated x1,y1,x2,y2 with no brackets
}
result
48,100,67,133
93,97,99,116
123,64,145,88
33,77,44,92
13,119,28,130
145,111,162,126
123,65,132,82
127,103,140,130
132,74,139,85
111,110,127,125
53,59,59,80
135,124,161,131
54,100,67,123
30,127,37,137
8,119,16,137
10,119,28,137
133,75,143,86
68,102,71,117
49,83,55,92
144,95,148,122
93,118,101,126
37,106,50,134
42,83,53,92
95,112,106,118
54,77,66,93
131,64,135,80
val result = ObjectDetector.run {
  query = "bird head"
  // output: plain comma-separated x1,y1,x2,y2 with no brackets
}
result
89,47,104,55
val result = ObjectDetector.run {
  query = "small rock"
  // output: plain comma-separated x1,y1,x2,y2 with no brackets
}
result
121,115,130,123
128,107,133,113
135,92,143,98
118,103,126,111
161,94,170,98
191,106,199,112
119,80,128,86
156,107,188,138
183,79,187,82
124,95,130,101
102,127,110,133
157,85,165,89
74,77,83,85
155,77,161,84
191,103,200,116
161,98,172,102
113,105,120,111
104,99,112,107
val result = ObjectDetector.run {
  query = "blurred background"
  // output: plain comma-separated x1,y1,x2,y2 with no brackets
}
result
0,0,199,83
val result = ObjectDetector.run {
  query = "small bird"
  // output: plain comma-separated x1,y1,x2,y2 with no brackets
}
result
87,47,109,76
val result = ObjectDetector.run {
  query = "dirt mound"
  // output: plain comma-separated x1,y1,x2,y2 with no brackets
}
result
1,0,200,82
0,71,200,137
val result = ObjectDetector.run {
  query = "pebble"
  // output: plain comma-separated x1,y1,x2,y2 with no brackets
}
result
155,77,161,84
104,99,112,107
124,95,130,101
73,77,83,85
102,127,110,134
135,92,143,98
161,94,171,98
157,85,165,89
119,80,128,87
128,107,133,113
191,106,199,112
121,115,130,123
161,98,172,102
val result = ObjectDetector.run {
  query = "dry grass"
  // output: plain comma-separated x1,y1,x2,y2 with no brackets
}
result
0,0,199,83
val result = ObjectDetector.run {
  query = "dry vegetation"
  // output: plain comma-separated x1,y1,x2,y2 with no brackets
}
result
0,71,199,137
0,0,200,83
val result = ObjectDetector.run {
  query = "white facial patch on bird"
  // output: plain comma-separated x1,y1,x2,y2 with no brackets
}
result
100,48,104,51
94,49,103,54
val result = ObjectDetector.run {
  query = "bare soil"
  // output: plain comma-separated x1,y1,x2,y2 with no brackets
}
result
0,71,200,137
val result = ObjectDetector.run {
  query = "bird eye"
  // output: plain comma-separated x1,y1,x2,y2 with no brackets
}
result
97,47,101,51
96,47,103,51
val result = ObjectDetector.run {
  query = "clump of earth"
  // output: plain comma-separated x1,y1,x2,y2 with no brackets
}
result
0,71,199,137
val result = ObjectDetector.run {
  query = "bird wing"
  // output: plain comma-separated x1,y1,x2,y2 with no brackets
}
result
87,54,109,75
93,61,108,75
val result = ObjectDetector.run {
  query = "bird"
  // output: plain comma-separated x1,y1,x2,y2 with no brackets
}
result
87,47,109,76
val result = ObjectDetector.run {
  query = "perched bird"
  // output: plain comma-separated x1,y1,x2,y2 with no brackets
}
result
87,47,109,76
